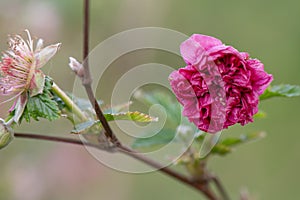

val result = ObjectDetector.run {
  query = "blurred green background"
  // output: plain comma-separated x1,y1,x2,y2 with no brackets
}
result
0,0,300,199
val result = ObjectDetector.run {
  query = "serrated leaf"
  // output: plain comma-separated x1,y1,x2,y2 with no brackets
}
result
25,93,60,121
132,129,176,149
19,76,60,122
71,111,156,134
104,111,158,122
211,132,266,156
260,84,300,100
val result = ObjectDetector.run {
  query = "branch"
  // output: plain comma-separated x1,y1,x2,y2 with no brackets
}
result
78,1,224,199
117,144,218,199
211,175,230,200
14,132,218,200
82,0,119,144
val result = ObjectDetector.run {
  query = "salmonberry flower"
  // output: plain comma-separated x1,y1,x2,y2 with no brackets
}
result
169,34,273,133
0,30,60,123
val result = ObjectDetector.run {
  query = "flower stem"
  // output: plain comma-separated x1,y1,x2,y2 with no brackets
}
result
51,82,88,122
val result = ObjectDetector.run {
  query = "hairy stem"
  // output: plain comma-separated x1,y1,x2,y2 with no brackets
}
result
51,83,88,122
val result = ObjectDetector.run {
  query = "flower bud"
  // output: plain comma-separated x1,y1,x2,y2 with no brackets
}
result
69,57,84,78
0,119,14,149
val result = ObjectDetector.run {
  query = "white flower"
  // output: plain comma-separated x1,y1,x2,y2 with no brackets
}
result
0,30,61,122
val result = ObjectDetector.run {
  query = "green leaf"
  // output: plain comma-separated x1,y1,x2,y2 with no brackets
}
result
20,76,60,122
222,132,265,146
133,90,181,129
104,111,158,122
260,84,300,100
71,111,156,134
132,129,176,149
254,110,266,119
210,144,232,155
211,132,266,156
131,90,185,149
24,92,60,121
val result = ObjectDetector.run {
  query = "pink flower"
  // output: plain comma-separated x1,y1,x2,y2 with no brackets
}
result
0,30,61,123
169,34,273,133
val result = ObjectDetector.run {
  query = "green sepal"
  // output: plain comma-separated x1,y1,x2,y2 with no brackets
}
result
29,70,45,97
0,120,14,150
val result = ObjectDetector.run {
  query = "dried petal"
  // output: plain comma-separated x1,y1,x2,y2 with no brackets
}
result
35,43,61,68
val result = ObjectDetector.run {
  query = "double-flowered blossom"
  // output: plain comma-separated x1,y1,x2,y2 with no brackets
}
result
0,30,60,122
169,34,273,133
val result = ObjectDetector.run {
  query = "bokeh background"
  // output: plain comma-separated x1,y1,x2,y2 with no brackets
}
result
0,0,300,199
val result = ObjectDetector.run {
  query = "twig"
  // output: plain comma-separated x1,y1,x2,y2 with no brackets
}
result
78,1,223,199
211,175,230,200
117,144,218,200
14,132,95,149
14,132,218,200
83,0,91,85
81,0,119,144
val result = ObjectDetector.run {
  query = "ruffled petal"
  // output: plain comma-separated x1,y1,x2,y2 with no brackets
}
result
191,34,223,51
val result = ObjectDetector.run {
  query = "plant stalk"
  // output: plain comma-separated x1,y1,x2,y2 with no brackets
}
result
51,82,88,122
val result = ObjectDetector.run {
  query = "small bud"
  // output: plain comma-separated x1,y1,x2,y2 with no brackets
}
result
69,57,84,78
0,119,14,149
